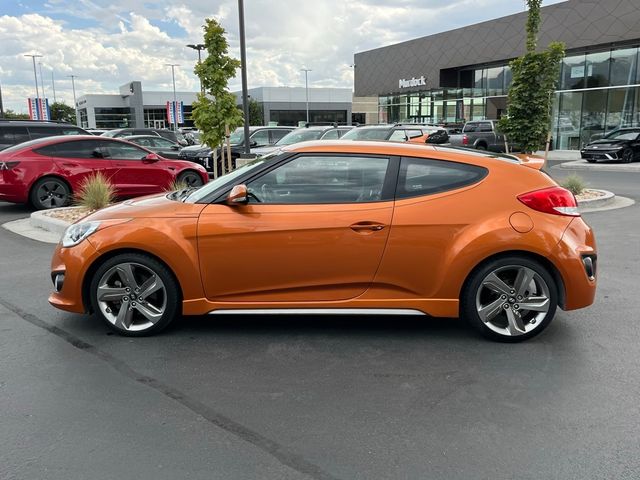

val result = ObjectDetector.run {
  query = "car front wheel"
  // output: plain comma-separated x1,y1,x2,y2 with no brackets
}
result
621,148,634,163
177,170,204,187
461,256,558,342
90,253,180,336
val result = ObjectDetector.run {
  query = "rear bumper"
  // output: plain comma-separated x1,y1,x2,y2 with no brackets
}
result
0,174,29,204
553,217,597,310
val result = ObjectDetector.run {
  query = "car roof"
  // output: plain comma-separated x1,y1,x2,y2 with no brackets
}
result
124,135,173,140
282,140,522,166
0,120,78,127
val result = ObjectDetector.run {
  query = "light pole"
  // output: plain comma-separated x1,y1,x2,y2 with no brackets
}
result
68,74,79,126
238,0,251,156
39,62,46,100
166,64,180,131
186,43,205,94
51,70,57,103
301,68,312,124
24,54,43,111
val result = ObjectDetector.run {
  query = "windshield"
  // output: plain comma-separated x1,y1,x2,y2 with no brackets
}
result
603,130,640,140
276,129,323,146
184,156,272,203
340,128,391,141
229,129,245,145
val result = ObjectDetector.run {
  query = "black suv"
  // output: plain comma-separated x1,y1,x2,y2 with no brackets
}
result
101,128,187,146
0,119,89,151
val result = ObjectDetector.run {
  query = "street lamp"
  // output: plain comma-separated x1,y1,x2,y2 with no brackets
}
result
186,43,205,94
68,74,79,126
24,54,43,104
238,0,251,156
39,62,46,100
165,64,180,131
301,68,312,123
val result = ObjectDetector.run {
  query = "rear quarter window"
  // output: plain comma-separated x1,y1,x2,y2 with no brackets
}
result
397,157,488,199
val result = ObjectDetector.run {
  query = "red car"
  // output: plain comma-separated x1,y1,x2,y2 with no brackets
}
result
0,136,208,209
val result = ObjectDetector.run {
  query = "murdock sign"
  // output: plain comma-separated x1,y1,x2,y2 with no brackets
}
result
399,76,426,89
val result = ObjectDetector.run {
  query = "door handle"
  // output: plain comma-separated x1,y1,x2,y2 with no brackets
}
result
350,222,386,232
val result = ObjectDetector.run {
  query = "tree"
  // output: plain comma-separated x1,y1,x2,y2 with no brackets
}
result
498,0,564,154
248,99,264,126
2,109,29,119
50,102,76,124
191,18,243,150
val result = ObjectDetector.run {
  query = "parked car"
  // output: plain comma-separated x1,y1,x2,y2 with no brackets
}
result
0,119,89,151
48,141,596,342
123,135,183,159
406,126,449,145
448,120,513,152
580,128,640,163
340,124,430,142
252,124,354,157
101,128,187,146
0,135,208,210
178,143,211,168
86,129,109,136
211,126,295,164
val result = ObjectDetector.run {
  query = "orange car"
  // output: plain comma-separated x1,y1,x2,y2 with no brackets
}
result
49,141,597,341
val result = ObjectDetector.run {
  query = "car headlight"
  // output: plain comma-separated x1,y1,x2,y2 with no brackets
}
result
61,221,101,247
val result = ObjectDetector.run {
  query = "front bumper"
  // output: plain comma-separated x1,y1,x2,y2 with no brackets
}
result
48,239,101,313
580,148,623,161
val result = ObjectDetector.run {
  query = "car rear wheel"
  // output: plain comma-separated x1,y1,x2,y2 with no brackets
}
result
90,253,180,336
461,256,558,342
621,148,634,163
30,177,71,210
475,144,487,151
177,170,204,187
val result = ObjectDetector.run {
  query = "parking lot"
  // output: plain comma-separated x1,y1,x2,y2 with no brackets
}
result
1,164,639,479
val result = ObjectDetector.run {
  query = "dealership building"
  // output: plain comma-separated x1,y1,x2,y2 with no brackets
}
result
354,0,640,149
76,83,356,130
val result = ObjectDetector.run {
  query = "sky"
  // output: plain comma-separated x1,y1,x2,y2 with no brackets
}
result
0,0,566,114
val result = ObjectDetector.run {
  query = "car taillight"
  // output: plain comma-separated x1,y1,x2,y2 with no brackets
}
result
517,186,580,217
0,161,20,170
462,135,469,145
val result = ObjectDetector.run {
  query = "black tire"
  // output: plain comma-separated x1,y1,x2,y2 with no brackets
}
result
89,253,180,336
586,158,597,163
30,177,71,210
177,170,204,187
621,148,634,164
460,256,558,342
475,143,487,151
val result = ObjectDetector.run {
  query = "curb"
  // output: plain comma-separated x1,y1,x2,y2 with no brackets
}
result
577,189,615,209
30,207,81,235
558,159,640,172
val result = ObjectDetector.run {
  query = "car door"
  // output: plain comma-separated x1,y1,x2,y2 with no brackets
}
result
249,129,271,148
38,139,115,188
104,140,173,196
197,154,396,302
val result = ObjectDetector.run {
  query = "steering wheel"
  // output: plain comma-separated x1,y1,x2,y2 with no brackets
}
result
247,191,262,203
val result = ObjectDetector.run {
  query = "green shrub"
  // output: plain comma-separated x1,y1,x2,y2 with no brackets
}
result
561,174,587,196
75,172,115,210
165,179,188,192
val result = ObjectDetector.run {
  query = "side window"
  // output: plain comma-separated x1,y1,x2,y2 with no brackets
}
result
104,141,148,160
270,129,289,143
153,138,175,147
0,126,30,146
320,129,340,140
27,126,63,139
397,157,488,199
337,129,351,138
36,140,105,159
478,122,493,132
247,155,389,204
463,123,478,133
388,130,407,141
250,129,270,146
133,138,154,147
60,128,86,136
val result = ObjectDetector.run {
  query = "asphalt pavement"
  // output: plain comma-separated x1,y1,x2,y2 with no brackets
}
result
1,163,639,480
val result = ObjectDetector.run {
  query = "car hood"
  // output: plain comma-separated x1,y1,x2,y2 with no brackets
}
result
584,139,627,149
83,193,207,221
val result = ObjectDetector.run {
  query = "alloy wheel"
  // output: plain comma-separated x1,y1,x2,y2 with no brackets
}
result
35,180,69,209
475,265,551,337
95,262,167,332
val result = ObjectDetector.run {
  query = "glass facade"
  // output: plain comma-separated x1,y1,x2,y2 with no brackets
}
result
94,107,134,129
143,106,194,129
377,44,640,149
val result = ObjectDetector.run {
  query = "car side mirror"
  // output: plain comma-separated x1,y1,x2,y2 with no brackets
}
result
143,153,160,162
226,184,248,205
250,140,258,147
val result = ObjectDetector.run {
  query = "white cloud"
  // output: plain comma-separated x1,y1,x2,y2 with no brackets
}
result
0,1,565,113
